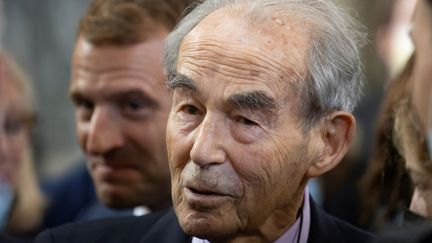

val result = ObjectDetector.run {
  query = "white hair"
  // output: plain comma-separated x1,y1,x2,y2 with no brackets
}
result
165,0,367,129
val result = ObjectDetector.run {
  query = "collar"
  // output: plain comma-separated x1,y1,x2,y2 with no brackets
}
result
192,187,311,243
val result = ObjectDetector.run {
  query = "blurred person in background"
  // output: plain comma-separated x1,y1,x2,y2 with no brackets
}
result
360,56,415,230
396,0,432,222
375,0,416,79
359,0,416,231
63,0,195,219
400,0,432,222
0,51,46,239
373,0,432,242
393,94,431,221
3,0,197,235
310,0,416,228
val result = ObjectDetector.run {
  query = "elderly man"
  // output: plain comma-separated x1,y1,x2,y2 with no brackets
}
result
57,0,194,218
35,0,373,242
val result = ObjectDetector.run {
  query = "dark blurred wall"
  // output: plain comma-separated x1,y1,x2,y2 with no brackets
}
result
3,0,91,177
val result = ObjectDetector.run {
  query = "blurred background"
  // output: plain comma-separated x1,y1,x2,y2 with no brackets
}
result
0,0,417,228
2,0,91,177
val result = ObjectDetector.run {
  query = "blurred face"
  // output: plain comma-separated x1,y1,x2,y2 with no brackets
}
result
71,35,171,210
0,64,32,188
411,0,432,133
167,10,318,241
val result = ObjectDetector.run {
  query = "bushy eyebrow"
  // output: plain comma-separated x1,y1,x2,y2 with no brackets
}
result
167,72,278,114
167,72,197,91
228,91,278,114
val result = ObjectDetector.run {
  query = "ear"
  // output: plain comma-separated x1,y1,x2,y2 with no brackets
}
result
306,111,356,178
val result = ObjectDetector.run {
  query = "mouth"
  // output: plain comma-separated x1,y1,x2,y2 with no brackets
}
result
88,157,139,170
91,161,140,182
182,185,232,209
187,186,225,197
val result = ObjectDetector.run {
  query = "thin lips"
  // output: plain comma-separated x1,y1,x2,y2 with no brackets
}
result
184,182,229,197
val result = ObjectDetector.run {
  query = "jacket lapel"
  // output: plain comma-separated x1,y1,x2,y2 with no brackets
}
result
140,208,191,243
307,198,344,243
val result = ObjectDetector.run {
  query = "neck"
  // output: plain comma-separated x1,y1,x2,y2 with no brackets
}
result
212,182,307,243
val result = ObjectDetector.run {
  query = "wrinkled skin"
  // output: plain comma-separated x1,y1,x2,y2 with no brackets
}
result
166,7,354,242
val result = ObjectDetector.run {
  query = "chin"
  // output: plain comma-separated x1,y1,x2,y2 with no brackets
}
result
98,186,138,209
177,206,237,241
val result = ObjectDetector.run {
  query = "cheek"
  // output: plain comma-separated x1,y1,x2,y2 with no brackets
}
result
133,123,163,151
234,144,286,197
167,119,191,166
4,135,30,184
240,138,307,197
76,122,88,147
10,134,29,161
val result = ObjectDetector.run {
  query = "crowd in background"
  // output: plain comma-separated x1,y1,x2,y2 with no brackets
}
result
1,0,432,242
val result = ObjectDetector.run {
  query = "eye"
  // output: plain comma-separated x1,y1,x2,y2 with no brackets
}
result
124,99,145,111
73,97,94,111
235,116,258,126
120,96,155,119
4,118,24,136
182,105,200,115
72,97,94,120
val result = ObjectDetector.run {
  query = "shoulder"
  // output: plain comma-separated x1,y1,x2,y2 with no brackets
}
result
34,209,170,243
331,215,375,243
308,198,374,243
41,162,96,228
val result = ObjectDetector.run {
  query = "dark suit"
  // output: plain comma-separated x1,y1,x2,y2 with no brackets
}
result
34,199,373,243
42,161,135,229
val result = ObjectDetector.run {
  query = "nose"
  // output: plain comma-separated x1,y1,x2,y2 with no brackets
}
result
190,114,227,168
84,106,124,156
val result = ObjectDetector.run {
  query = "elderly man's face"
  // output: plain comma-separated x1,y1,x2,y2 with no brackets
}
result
411,0,432,132
167,10,319,240
71,34,172,210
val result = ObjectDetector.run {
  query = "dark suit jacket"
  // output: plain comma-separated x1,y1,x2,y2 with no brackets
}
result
42,161,135,228
34,199,373,243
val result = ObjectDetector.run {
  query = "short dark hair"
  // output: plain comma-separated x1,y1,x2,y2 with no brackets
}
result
78,0,196,45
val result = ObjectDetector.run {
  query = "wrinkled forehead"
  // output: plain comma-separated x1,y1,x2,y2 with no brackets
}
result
178,6,311,84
